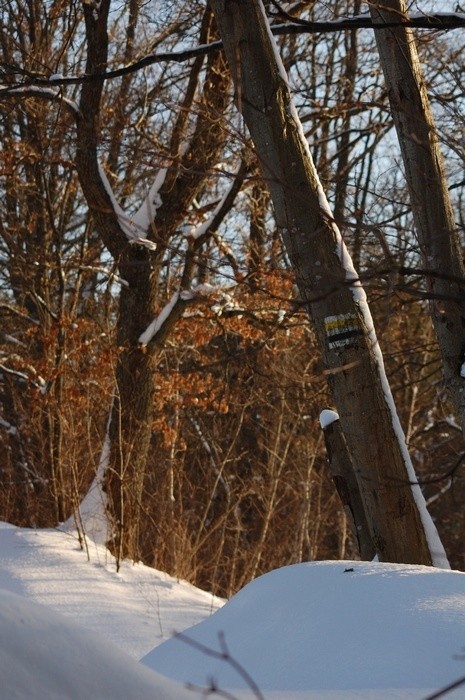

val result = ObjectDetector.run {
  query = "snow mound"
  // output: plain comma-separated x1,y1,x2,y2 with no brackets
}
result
142,560,465,695
0,524,223,659
0,588,193,700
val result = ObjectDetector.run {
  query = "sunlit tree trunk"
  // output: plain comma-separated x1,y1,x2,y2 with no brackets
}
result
210,0,448,566
370,0,465,433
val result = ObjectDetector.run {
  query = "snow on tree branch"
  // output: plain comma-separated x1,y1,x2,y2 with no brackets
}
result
138,284,233,347
136,159,247,346
131,167,168,232
97,163,157,250
0,85,81,117
138,292,181,346
183,162,247,244
0,362,46,392
0,86,154,251
2,13,465,92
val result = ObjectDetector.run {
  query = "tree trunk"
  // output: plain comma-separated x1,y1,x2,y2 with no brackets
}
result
72,3,234,561
210,0,448,566
370,0,465,433
106,249,159,564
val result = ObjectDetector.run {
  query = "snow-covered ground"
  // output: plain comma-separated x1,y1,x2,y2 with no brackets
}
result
0,523,221,659
1,521,465,699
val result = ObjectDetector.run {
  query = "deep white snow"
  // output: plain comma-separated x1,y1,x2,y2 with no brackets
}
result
1,521,465,699
144,560,465,698
0,587,193,700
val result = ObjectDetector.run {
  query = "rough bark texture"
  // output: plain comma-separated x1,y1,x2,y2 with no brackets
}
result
73,1,154,559
210,0,437,565
370,0,465,433
73,3,233,561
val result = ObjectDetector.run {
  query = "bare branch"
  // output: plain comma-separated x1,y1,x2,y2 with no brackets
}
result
1,13,465,92
177,631,265,700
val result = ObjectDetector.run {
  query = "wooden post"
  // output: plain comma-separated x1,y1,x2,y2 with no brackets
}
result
320,410,375,561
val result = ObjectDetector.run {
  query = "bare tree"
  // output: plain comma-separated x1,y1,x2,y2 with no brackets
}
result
0,1,245,559
4,0,465,588
209,0,448,566
369,0,465,433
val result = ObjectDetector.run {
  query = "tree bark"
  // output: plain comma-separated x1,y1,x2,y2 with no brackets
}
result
72,2,235,561
210,0,448,566
370,0,465,433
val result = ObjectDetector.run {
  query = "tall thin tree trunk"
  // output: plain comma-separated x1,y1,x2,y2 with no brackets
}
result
370,0,465,433
210,0,448,566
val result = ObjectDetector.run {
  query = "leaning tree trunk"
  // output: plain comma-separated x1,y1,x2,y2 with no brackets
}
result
210,0,448,566
370,0,465,433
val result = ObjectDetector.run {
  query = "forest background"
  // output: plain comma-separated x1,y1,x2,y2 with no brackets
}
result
1,0,465,598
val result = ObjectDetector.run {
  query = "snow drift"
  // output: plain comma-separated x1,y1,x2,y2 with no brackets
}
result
143,561,465,696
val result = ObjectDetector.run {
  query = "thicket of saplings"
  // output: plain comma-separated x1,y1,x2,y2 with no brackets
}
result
1,268,463,597
1,0,464,596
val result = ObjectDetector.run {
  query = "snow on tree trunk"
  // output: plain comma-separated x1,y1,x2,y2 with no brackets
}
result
210,0,449,567
61,422,110,546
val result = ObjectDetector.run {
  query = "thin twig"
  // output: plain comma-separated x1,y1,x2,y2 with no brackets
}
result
176,631,265,700
423,674,465,700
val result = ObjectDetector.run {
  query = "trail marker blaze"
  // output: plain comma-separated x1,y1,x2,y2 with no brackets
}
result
325,313,363,350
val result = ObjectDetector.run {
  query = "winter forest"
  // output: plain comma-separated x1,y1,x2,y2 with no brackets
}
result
1,0,465,599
